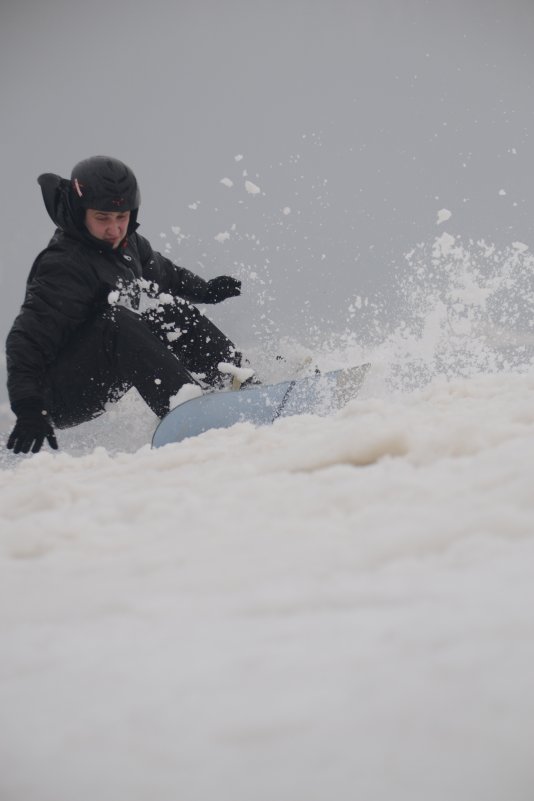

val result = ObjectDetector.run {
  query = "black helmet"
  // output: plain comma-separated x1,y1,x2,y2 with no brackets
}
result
70,156,140,212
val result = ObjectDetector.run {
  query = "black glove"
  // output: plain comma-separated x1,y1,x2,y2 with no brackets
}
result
204,275,241,303
7,399,58,454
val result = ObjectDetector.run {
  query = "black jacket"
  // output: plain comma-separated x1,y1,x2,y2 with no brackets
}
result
6,174,214,406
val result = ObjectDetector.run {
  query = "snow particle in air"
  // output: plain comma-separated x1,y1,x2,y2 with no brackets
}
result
245,181,261,195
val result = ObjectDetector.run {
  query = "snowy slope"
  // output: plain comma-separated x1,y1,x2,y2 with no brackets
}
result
1,366,534,801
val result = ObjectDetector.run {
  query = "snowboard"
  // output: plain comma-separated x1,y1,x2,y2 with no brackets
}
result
151,363,371,448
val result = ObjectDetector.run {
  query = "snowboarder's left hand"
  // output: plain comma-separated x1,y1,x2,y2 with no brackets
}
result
204,276,241,303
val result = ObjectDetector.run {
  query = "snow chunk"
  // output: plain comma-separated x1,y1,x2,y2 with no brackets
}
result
433,232,456,257
215,231,231,243
169,383,203,410
108,290,120,305
245,180,261,195
498,189,507,196
234,154,244,162
512,241,529,253
171,226,189,245
218,362,255,388
437,208,452,225
220,177,234,188
283,207,291,215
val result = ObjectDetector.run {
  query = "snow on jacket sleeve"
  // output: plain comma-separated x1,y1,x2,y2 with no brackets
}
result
6,250,98,406
135,233,209,302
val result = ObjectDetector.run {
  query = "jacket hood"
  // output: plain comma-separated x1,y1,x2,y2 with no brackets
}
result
38,173,84,235
38,172,139,242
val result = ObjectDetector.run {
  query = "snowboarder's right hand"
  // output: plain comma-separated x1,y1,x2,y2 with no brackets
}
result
7,399,58,454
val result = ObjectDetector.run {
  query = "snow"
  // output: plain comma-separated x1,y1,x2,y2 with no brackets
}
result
432,231,456,257
169,382,203,409
245,180,261,195
2,233,534,800
436,207,452,224
1,364,534,800
217,361,256,387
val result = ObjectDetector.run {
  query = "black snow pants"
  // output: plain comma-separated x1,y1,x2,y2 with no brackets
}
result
44,300,239,428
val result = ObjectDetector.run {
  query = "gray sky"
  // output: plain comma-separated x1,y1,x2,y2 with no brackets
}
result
1,0,534,401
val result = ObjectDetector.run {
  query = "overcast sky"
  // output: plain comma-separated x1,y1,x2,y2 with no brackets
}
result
1,0,534,402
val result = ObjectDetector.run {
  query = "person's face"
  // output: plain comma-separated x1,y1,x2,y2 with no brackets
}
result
85,209,131,249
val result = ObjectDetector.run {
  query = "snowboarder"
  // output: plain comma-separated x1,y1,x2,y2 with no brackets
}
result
5,155,247,454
